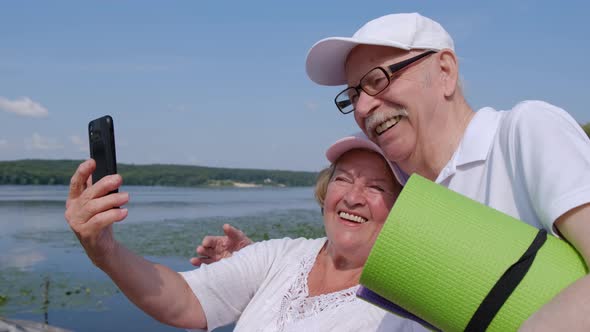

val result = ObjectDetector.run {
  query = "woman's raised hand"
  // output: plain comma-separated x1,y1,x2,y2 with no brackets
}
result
190,224,253,266
64,159,130,266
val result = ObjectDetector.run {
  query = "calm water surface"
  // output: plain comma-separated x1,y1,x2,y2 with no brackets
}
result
0,185,322,331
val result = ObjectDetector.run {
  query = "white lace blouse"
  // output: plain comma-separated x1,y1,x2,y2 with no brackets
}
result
180,237,426,332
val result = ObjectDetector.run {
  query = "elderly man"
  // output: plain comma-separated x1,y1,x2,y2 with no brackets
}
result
194,13,590,331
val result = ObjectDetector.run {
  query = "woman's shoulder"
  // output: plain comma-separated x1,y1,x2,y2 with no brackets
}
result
243,237,326,257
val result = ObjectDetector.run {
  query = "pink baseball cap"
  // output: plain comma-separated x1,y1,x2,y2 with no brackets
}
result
306,12,454,86
326,132,408,185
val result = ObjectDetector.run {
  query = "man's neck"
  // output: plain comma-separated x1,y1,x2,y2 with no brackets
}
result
399,101,475,181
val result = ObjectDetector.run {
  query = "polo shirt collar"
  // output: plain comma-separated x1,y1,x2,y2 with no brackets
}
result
395,107,501,185
455,107,501,166
434,107,501,183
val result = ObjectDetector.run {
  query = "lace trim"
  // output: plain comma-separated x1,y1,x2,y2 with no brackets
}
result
275,249,359,331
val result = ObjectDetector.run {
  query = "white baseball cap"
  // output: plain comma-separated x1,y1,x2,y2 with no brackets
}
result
306,13,454,86
326,132,407,186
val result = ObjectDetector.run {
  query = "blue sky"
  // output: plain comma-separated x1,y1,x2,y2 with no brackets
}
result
1,1,588,172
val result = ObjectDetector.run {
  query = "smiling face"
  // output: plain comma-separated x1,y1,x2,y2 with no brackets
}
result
344,45,444,166
322,148,400,258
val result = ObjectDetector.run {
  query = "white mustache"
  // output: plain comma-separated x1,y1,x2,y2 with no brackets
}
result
364,107,408,139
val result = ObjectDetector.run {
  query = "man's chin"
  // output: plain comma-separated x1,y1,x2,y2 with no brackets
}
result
376,133,406,162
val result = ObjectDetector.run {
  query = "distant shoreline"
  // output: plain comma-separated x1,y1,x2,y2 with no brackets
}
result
0,159,318,188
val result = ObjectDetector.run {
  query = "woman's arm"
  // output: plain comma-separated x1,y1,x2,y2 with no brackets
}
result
65,159,207,329
101,242,207,329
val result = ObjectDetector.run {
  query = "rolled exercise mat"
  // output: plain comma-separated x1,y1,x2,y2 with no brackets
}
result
359,174,588,332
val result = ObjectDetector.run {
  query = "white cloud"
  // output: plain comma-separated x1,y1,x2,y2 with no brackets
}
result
0,96,49,118
70,135,88,152
25,133,63,150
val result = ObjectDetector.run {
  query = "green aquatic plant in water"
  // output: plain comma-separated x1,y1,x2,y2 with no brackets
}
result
116,208,325,257
14,209,325,258
0,269,117,316
5,208,323,317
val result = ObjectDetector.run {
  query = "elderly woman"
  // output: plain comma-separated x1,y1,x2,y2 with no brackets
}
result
64,135,426,331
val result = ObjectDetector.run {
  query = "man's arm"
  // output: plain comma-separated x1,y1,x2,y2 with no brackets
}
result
557,203,590,263
520,203,590,331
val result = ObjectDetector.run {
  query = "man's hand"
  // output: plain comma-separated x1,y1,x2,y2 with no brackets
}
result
64,159,129,267
190,224,253,266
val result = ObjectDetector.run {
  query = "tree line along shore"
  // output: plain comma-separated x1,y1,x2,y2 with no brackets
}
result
0,160,318,187
1,124,588,188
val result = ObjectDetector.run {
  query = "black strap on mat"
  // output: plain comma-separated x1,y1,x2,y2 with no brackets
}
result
464,229,547,332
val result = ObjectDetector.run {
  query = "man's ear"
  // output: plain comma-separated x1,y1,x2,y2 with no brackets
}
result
437,49,459,97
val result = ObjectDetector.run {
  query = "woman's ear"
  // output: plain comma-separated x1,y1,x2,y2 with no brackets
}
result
438,49,459,97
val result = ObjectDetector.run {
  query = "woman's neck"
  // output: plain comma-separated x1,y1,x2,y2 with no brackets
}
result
307,242,365,297
324,241,367,270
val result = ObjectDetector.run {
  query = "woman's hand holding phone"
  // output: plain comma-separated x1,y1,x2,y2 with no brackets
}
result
65,159,129,266
64,115,128,266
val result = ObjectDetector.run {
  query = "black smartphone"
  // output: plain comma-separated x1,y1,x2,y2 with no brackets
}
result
88,115,118,192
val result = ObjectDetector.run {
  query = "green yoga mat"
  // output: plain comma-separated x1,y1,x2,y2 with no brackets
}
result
360,174,588,332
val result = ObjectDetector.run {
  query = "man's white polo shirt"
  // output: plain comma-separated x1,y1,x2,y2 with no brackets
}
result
394,100,590,235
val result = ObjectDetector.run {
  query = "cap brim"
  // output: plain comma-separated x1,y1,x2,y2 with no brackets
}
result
326,132,407,185
306,37,411,86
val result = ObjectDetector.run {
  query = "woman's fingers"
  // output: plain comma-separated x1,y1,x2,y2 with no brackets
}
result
196,245,210,256
223,224,245,242
67,160,95,205
196,244,218,258
66,189,128,227
223,224,252,250
85,207,129,233
201,236,222,249
80,192,129,223
190,243,222,267
87,174,123,200
65,161,128,236
70,199,128,235
189,257,202,266
65,160,130,265
189,225,250,266
190,256,216,266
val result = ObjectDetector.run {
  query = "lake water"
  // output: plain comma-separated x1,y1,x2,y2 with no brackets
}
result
0,185,324,331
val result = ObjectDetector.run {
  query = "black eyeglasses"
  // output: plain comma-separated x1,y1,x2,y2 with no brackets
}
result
334,50,437,114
